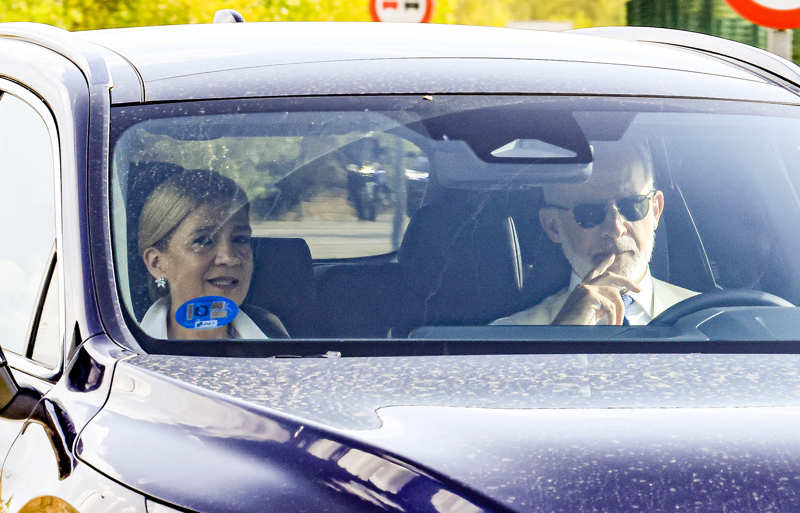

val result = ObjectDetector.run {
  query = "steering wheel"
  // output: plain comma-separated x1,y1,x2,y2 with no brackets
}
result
649,288,794,327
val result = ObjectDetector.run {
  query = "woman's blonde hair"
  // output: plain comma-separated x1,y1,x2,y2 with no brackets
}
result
138,169,249,297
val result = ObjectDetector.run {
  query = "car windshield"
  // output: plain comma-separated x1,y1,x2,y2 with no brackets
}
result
110,95,800,351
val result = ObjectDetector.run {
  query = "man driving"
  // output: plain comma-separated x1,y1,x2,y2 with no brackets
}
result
495,141,696,326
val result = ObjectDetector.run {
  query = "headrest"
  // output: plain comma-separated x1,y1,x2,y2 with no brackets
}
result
126,162,186,320
398,199,524,324
247,237,314,334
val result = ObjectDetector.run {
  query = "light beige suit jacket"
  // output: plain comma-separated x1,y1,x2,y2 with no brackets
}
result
493,278,698,325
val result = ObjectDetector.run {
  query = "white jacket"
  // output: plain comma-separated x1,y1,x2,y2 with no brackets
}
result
494,277,697,325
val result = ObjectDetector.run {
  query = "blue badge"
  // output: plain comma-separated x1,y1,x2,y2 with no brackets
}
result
175,296,238,330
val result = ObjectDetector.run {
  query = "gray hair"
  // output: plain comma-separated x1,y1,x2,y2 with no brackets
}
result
543,140,655,203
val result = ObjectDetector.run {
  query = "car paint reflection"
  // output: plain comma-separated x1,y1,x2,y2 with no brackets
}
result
357,405,800,512
77,361,491,513
3,422,147,513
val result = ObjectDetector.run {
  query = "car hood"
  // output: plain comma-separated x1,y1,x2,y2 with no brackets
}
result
130,352,800,429
81,352,800,512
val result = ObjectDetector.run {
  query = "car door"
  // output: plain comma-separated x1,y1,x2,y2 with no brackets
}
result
0,40,152,511
0,84,62,453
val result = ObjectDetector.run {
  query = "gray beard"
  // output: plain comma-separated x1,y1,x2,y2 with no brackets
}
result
563,230,656,283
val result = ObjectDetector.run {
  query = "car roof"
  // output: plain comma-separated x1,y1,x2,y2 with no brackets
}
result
5,21,800,104
76,22,750,80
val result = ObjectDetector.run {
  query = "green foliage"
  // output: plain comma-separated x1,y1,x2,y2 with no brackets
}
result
515,0,626,27
0,0,624,30
449,0,626,28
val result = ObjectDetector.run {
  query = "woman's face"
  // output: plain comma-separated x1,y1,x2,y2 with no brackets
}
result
145,203,254,310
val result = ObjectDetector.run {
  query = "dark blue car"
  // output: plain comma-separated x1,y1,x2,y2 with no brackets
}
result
3,16,800,513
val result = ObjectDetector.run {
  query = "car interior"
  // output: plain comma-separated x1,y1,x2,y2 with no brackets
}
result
111,97,800,344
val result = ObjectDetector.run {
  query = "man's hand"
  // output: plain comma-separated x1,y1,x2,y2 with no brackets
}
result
551,254,641,326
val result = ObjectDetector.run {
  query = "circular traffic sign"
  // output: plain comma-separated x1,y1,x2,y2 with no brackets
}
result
725,0,800,29
369,0,434,22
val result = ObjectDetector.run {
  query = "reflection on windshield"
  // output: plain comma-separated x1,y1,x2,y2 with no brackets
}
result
110,96,800,345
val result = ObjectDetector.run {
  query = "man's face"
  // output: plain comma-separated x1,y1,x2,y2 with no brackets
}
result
539,150,664,283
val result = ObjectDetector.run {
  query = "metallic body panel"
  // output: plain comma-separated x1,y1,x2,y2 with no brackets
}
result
69,23,800,104
78,360,498,513
0,22,142,104
128,352,800,430
137,58,797,104
77,353,800,512
575,25,800,89
75,23,756,82
359,404,800,512
1,336,133,511
3,420,146,513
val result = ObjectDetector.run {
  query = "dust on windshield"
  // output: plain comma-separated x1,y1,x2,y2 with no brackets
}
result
110,96,800,346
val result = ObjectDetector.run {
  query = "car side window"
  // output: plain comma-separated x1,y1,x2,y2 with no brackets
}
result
0,90,57,356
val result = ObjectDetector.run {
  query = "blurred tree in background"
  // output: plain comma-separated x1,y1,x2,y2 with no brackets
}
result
0,0,623,30
451,0,625,27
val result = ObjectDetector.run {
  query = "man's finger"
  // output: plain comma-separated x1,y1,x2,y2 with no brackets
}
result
593,292,622,325
592,272,641,294
609,287,625,325
586,253,615,281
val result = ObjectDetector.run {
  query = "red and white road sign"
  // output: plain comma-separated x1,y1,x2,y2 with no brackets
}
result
369,0,434,22
725,0,800,29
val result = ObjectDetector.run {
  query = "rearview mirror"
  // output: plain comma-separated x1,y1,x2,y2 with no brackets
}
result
433,139,593,189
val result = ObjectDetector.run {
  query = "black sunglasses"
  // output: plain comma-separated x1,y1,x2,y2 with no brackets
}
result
544,191,656,229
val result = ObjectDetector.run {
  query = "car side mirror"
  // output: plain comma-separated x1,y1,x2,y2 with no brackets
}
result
0,349,42,420
0,347,70,477
0,351,19,411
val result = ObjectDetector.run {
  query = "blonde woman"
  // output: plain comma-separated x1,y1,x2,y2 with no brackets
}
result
138,169,287,339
